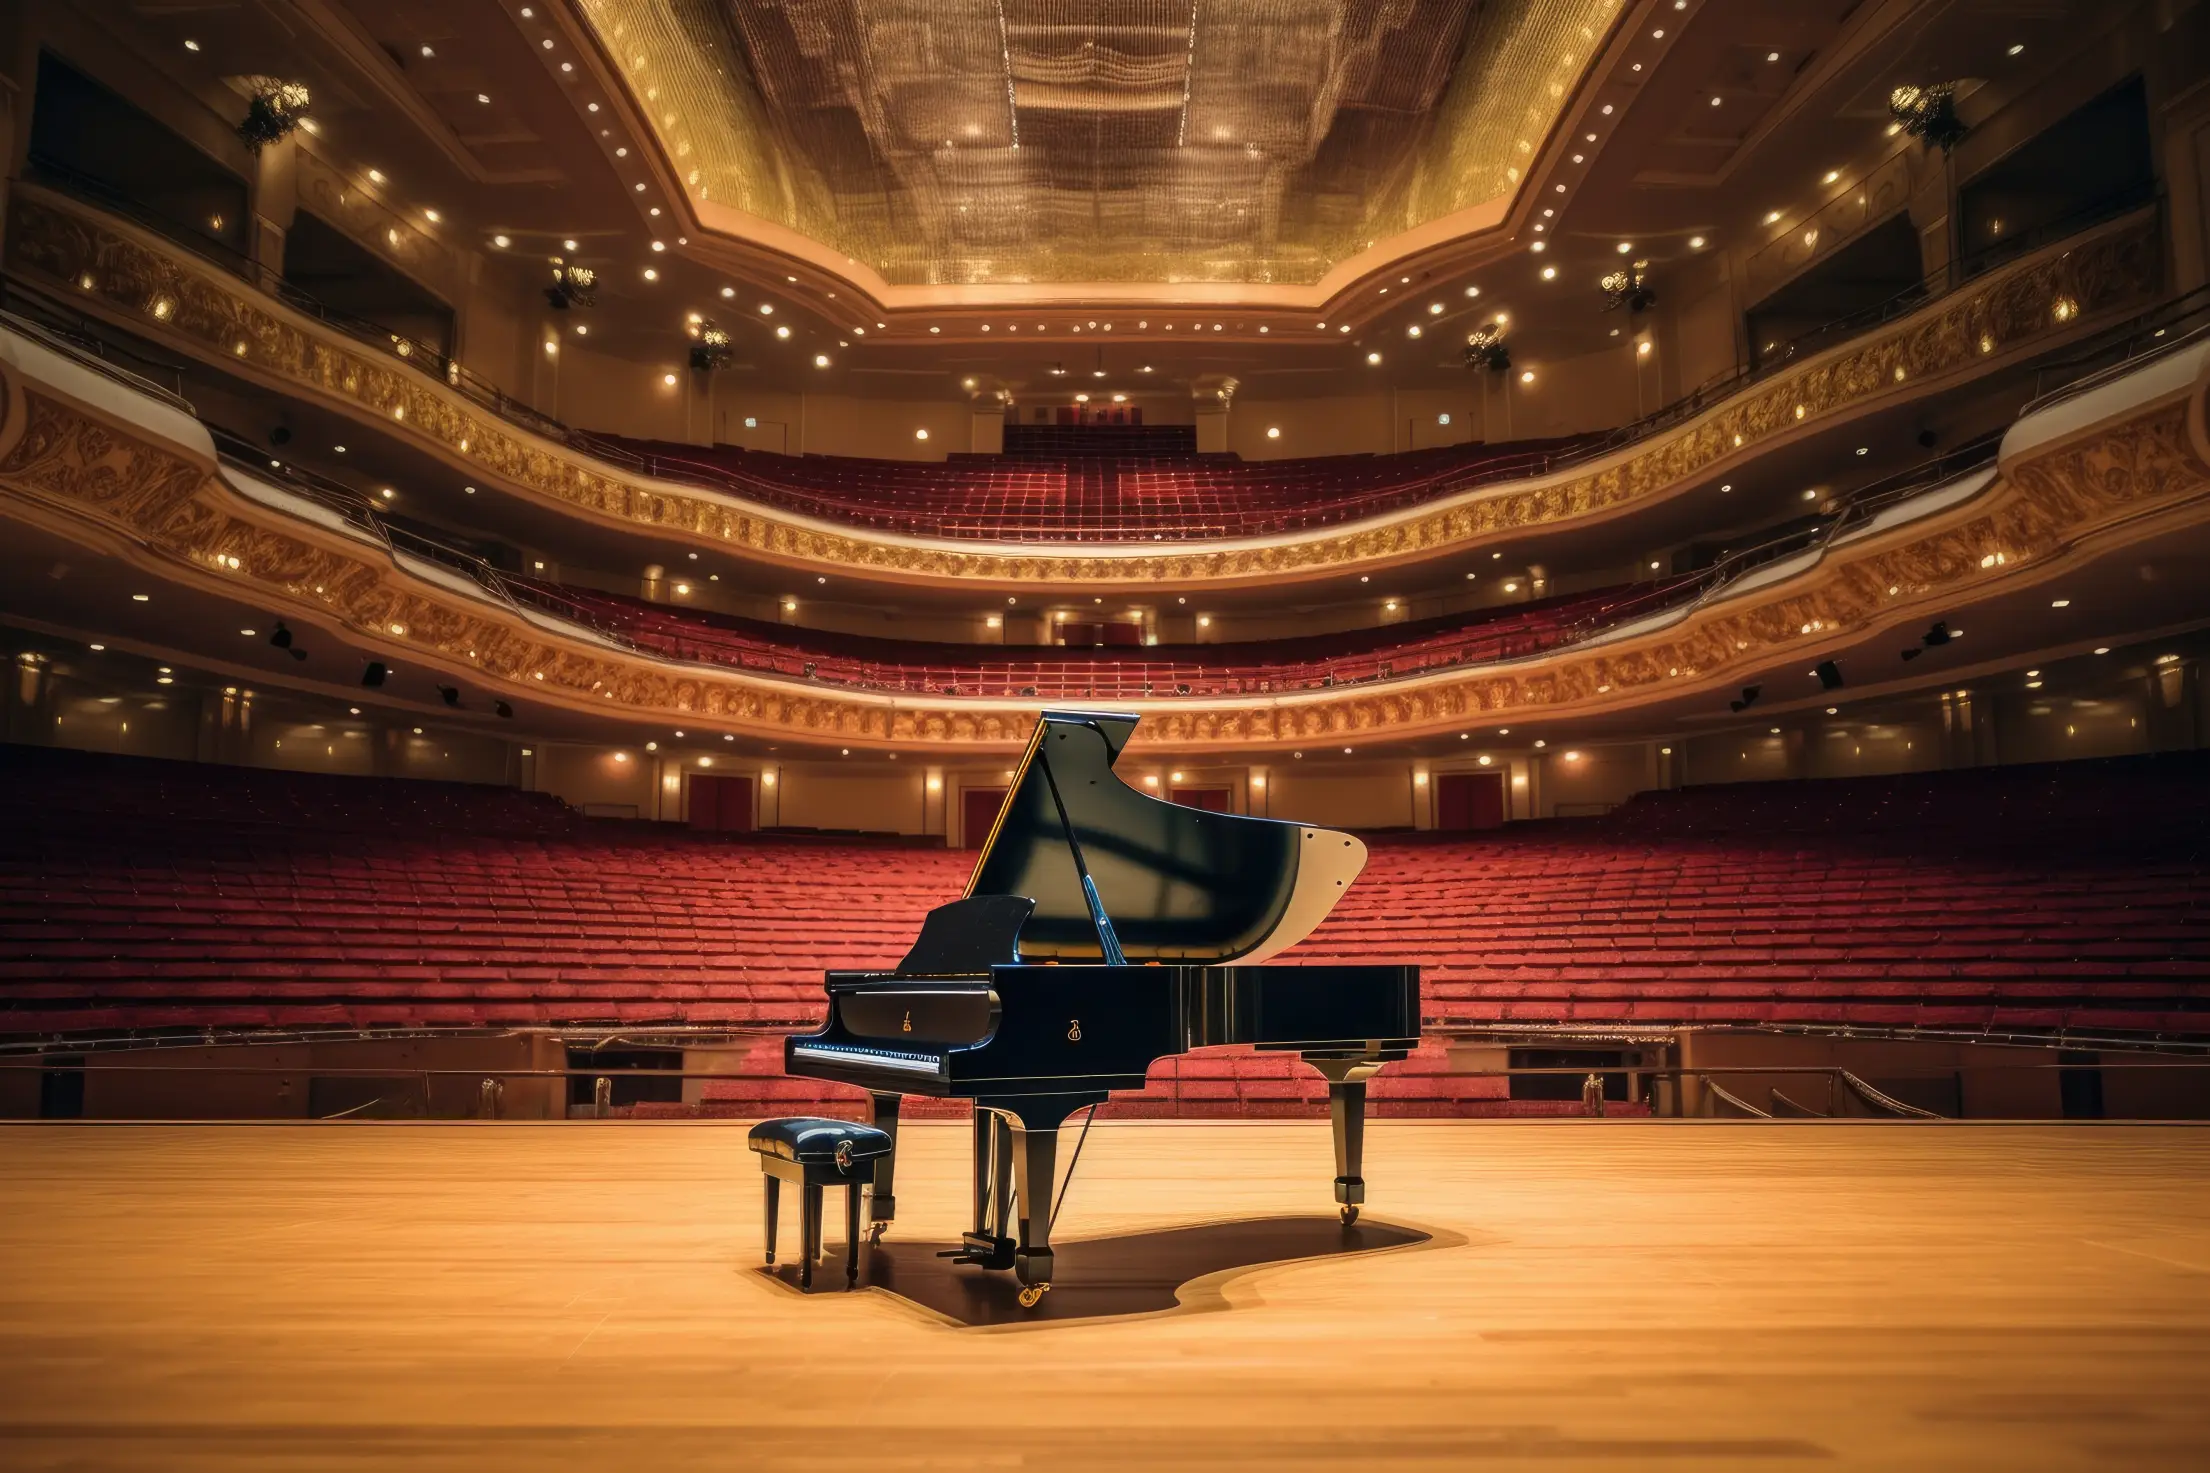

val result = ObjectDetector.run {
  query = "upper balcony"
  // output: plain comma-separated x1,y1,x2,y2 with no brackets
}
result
2,178,2172,597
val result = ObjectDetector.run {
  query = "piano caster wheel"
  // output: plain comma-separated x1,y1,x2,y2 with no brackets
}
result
1017,1285,1050,1309
1339,1205,1360,1227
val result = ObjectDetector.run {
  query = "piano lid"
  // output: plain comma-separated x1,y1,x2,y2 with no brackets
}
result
965,710,1367,965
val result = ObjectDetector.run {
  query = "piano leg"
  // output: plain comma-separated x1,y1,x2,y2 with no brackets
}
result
1007,1117,1060,1305
866,1091,901,1242
1308,1056,1387,1226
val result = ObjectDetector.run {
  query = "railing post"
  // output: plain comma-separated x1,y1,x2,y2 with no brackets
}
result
593,1076,612,1119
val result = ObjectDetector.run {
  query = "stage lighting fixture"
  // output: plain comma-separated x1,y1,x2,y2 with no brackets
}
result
1923,621,1951,647
267,622,308,661
1815,661,1844,691
438,685,462,708
1729,684,1762,713
361,661,388,688
494,701,514,719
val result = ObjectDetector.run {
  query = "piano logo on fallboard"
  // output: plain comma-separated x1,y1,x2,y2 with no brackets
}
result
901,1010,913,1032
1067,1019,1082,1042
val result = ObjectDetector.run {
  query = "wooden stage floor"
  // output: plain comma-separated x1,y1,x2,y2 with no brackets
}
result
2,1121,2207,1471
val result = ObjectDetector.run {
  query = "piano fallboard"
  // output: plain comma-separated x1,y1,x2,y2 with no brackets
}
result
786,963,1420,1101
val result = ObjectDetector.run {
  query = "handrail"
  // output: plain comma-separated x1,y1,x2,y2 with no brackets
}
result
203,426,647,656
0,287,2011,702
1702,1080,1772,1118
1839,1070,1945,1119
0,303,199,414
2016,283,2210,418
10,170,2165,546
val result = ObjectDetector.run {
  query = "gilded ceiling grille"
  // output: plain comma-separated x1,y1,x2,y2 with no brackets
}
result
578,0,1622,286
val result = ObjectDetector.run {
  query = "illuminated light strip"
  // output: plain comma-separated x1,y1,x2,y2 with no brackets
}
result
1174,1,1198,148
995,0,1020,149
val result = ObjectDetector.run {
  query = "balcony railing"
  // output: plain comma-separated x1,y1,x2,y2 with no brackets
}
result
4,170,2168,546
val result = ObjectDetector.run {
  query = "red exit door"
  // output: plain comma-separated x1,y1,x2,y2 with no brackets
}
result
688,773,756,832
962,787,1009,849
1170,787,1232,812
1435,772,1505,831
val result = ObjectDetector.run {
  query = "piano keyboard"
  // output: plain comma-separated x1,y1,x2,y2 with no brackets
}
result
788,1042,946,1076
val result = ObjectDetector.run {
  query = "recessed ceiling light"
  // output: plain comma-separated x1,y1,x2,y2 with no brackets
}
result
1766,50,1780,62
2051,599,2072,608
1764,210,1783,224
1689,235,1706,248
1540,266,1556,280
477,93,491,104
642,267,657,280
1711,95,1722,107
131,594,150,602
1366,351,1382,365
2094,646,2110,655
492,234,510,248
1823,169,1841,184
1531,241,1547,253
184,39,200,51
1616,242,1633,253
2008,43,2025,56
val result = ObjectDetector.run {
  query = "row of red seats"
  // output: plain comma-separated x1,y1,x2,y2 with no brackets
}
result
1,746,2202,1046
583,433,1603,540
539,580,1679,698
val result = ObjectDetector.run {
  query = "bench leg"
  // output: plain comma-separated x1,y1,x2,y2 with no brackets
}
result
866,1091,901,1239
800,1183,822,1290
762,1175,779,1264
845,1181,862,1286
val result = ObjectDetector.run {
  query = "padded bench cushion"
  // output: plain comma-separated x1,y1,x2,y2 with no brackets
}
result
748,1116,894,1168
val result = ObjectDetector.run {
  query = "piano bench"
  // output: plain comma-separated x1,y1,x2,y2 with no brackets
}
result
748,1118,895,1291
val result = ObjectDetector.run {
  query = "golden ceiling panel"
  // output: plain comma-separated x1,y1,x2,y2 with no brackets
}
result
577,0,1624,287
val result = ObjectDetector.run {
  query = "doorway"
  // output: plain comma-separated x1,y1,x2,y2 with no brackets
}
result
1170,786,1233,813
1435,772,1506,831
687,773,755,832
962,787,1009,849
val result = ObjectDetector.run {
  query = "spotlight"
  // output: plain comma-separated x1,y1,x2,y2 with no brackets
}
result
1923,621,1952,647
361,661,388,688
1815,660,1844,691
494,701,514,719
268,621,307,660
1728,684,1762,714
438,685,462,708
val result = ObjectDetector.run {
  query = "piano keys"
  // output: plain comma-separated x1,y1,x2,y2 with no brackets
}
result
785,710,1419,1306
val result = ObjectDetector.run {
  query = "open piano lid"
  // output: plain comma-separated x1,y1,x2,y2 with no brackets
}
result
965,710,1367,965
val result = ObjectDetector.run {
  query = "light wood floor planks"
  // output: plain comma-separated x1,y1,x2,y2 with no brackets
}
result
1,1121,2208,1471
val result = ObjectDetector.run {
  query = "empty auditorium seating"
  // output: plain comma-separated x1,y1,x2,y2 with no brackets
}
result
1297,755,2210,1039
2,747,2202,1116
583,432,1603,540
539,580,1681,698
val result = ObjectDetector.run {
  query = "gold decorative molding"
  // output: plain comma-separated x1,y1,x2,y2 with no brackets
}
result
1,187,2167,592
3,348,2205,752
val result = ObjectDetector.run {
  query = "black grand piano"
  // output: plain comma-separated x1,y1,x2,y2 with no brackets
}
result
784,710,1419,1306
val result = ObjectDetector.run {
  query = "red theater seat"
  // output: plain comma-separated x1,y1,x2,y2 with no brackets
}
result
2,747,2204,1116
579,432,1606,541
529,579,1687,699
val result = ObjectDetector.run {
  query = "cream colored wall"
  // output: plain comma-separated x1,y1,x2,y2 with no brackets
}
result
1538,744,1656,817
1265,767,1416,830
532,742,657,815
771,765,928,833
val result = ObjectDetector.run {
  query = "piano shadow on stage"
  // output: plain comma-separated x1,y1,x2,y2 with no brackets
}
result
783,710,1423,1310
757,1215,1455,1327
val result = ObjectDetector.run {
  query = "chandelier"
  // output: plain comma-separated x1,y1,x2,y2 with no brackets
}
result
689,323,734,372
1464,326,1511,374
235,81,311,153
1889,84,1968,152
1602,260,1656,314
544,260,597,311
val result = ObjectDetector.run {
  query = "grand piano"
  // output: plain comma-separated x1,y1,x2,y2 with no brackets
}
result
784,710,1419,1306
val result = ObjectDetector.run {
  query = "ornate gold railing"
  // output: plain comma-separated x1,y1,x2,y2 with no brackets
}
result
0,181,2171,601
